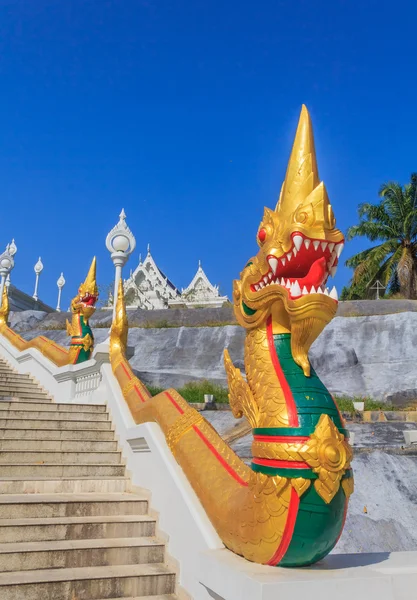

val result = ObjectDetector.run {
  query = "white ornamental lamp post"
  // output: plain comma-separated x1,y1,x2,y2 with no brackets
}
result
6,239,17,289
0,245,15,301
105,209,136,320
56,273,66,312
33,257,44,301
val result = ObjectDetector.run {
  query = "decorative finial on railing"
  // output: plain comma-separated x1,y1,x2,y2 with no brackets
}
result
0,245,15,302
56,273,66,312
33,257,44,301
106,209,136,321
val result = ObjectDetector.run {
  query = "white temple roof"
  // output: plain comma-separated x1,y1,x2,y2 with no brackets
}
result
122,250,227,310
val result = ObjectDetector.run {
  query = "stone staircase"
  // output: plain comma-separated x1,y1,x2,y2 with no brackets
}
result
0,357,178,600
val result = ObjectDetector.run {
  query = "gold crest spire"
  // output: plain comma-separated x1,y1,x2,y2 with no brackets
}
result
80,257,98,296
276,104,335,232
277,104,319,213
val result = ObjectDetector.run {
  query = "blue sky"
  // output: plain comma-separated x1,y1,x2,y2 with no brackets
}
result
0,0,416,308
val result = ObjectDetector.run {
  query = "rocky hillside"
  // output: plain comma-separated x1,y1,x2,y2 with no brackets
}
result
7,302,417,404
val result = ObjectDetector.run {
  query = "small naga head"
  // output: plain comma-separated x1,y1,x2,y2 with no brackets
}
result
71,257,99,321
234,106,344,375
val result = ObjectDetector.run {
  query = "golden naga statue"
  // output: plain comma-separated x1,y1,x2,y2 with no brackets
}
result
109,105,353,567
0,258,98,366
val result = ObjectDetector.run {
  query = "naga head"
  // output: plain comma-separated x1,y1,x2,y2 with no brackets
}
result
71,257,99,321
234,106,344,375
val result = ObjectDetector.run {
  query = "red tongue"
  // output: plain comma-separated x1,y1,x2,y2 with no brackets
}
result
290,257,327,289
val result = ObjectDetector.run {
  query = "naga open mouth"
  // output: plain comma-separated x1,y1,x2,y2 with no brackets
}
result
250,232,344,301
79,293,97,307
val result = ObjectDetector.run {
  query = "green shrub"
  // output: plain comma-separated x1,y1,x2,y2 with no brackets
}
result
148,380,229,403
333,395,394,412
178,380,229,404
147,385,164,396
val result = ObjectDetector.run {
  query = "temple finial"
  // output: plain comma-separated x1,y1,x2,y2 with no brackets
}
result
276,105,319,215
147,243,150,254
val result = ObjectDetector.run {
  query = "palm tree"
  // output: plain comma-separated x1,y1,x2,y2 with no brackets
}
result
342,173,417,300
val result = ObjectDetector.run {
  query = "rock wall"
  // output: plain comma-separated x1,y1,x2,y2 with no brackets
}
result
9,308,417,404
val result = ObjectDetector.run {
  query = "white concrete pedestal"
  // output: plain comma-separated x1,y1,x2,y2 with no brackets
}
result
198,548,417,600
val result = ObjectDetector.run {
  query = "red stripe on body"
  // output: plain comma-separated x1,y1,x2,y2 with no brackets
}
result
267,487,300,565
39,337,68,354
266,316,299,427
121,362,132,380
164,392,247,486
193,425,248,487
252,457,310,469
254,435,309,444
120,361,146,403
133,385,146,403
164,391,185,414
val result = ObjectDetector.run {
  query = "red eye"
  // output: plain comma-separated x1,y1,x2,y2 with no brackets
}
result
258,228,267,243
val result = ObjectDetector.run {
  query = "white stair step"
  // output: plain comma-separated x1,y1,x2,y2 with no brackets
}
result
0,493,148,518
0,398,53,404
0,418,113,430
0,410,109,421
0,563,176,599
0,537,165,572
0,450,122,464
0,514,156,542
0,402,106,413
0,463,126,477
0,438,118,451
0,427,115,440
0,476,132,494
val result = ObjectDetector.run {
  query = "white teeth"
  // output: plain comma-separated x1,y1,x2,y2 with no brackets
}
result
281,277,285,286
321,241,328,252
324,288,329,296
268,271,273,280
304,239,311,250
263,276,268,284
330,286,338,300
259,281,264,289
293,247,298,257
317,286,323,294
313,240,320,251
310,285,317,294
268,257,279,275
302,286,308,295
286,279,291,289
287,251,292,261
335,243,344,258
293,235,303,251
328,243,335,253
330,266,337,277
291,280,301,297
254,284,260,291
281,257,286,266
